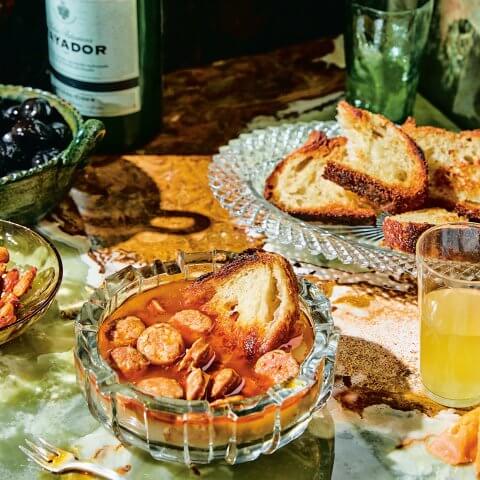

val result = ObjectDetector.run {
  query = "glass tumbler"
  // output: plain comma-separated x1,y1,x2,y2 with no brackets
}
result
345,0,434,123
417,223,480,408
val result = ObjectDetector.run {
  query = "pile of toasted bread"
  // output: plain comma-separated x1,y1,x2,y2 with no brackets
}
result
264,101,479,253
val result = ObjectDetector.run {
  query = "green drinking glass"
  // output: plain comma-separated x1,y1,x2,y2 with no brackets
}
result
345,0,434,123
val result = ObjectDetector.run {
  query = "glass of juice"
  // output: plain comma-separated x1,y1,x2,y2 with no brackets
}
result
417,223,480,407
344,0,434,123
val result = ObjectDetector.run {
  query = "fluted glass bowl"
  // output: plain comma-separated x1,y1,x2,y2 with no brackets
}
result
0,84,105,225
75,250,338,465
0,220,63,345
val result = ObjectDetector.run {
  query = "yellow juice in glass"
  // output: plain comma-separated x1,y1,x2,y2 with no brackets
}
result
421,288,480,404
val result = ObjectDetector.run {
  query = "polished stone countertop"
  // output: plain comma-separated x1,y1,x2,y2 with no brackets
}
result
0,37,473,479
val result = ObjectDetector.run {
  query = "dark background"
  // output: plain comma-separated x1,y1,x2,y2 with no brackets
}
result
0,0,344,88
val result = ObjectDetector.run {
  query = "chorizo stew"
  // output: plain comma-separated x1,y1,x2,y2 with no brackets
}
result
98,279,314,402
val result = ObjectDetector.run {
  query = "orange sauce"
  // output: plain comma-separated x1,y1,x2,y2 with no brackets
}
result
98,279,314,399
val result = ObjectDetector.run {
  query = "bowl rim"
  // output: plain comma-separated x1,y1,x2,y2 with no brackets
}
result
0,83,84,187
75,249,338,417
0,219,63,331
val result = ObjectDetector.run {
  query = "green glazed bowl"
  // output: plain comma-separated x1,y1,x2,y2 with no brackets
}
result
0,219,62,345
0,84,105,225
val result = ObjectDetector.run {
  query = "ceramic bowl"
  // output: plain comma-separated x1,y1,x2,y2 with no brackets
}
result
75,250,339,465
0,220,63,345
0,84,105,225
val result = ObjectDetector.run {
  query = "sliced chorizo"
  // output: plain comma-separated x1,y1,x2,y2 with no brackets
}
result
111,316,146,347
254,350,299,384
0,300,16,328
186,368,210,400
210,368,242,400
137,323,185,365
0,247,9,264
169,309,212,343
147,299,166,316
110,346,149,379
2,269,19,293
12,267,36,298
135,377,183,399
177,338,215,372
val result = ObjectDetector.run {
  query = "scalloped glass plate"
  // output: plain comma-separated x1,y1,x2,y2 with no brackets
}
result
209,121,417,277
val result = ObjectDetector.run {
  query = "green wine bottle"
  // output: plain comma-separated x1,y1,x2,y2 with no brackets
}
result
45,0,162,152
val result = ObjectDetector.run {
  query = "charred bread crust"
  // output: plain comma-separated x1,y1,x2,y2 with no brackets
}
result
453,202,480,222
382,217,432,254
192,249,298,294
264,133,377,224
323,161,428,214
403,118,480,143
277,208,376,225
293,130,331,155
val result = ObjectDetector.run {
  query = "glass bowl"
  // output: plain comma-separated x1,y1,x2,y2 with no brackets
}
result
0,219,63,345
75,250,339,465
0,84,105,225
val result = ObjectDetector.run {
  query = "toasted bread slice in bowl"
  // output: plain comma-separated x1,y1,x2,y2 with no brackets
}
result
264,131,376,225
191,249,300,357
324,101,428,214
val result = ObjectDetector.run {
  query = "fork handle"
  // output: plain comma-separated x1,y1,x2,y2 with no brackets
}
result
69,462,125,480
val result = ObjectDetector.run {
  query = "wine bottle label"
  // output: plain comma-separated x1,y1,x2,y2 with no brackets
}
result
46,0,141,117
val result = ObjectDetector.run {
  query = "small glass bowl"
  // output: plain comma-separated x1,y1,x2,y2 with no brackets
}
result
0,220,63,345
75,250,339,465
0,84,105,225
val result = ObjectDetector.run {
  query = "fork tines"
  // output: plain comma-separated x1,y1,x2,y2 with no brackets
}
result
20,436,59,468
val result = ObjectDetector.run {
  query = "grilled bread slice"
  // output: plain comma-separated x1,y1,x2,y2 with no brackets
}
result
324,101,428,213
383,208,466,254
402,118,480,220
188,250,300,359
264,131,376,224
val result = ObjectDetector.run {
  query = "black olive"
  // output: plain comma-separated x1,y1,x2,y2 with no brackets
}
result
48,107,65,124
10,119,39,151
2,131,13,144
50,121,72,148
33,119,56,145
20,98,52,121
0,97,65,174
10,119,54,152
2,139,28,171
31,147,60,168
1,105,21,130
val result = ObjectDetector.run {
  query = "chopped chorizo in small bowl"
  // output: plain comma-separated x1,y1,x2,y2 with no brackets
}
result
75,249,338,465
0,220,62,345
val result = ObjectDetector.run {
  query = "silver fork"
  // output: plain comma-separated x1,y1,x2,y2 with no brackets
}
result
20,436,124,480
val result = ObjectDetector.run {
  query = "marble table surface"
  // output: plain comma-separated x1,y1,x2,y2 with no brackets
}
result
1,36,474,479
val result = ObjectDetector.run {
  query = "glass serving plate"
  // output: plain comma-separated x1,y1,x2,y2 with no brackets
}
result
75,250,338,465
209,121,417,277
